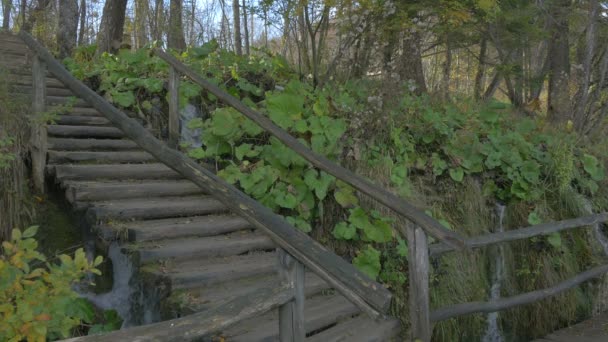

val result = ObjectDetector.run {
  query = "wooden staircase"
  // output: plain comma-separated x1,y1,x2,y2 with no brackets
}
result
0,32,401,341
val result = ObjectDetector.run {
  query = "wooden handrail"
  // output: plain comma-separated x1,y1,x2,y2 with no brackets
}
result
152,48,467,250
430,212,608,256
430,263,608,322
17,31,392,318
63,284,295,341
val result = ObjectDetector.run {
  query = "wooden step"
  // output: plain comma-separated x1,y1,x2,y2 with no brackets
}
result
85,195,227,221
0,41,29,54
51,163,181,181
9,75,64,88
171,269,329,316
47,125,124,138
64,180,203,203
54,115,111,126
11,85,74,97
48,138,138,151
147,252,277,290
226,293,360,341
306,315,401,342
135,231,274,263
101,214,249,242
48,150,154,164
61,107,103,116
48,95,91,108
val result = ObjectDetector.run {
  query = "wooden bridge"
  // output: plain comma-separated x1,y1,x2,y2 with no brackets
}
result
2,30,608,341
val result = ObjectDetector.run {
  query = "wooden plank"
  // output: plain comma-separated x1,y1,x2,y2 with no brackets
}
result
430,213,608,257
136,231,274,262
47,125,124,138
48,151,154,164
278,249,306,342
408,225,431,342
228,293,359,342
168,66,180,148
153,49,466,250
430,264,608,322
20,31,392,317
306,315,401,342
102,214,249,242
55,115,111,126
148,252,278,290
65,180,204,203
86,195,228,222
10,84,74,97
62,284,294,342
48,138,138,151
31,55,47,193
52,163,182,181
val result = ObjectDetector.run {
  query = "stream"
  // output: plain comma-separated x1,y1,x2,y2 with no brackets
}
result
482,203,506,342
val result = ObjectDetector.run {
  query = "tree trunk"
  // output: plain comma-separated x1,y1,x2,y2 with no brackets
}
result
399,28,427,95
151,0,163,42
574,0,599,132
441,32,452,100
168,0,186,50
57,0,79,58
22,0,51,32
547,0,571,124
242,0,249,55
474,37,487,100
134,0,148,48
2,0,11,29
96,0,128,55
77,0,86,45
232,0,242,55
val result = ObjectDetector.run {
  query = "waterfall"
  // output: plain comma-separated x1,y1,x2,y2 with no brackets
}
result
81,243,137,328
482,203,506,342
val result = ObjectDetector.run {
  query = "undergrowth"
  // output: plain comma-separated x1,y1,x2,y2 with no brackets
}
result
66,43,608,341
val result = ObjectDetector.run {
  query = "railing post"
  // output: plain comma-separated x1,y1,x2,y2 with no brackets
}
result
31,55,47,193
278,248,305,342
407,224,431,341
168,66,180,148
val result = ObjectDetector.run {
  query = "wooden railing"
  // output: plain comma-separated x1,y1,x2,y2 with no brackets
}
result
17,31,394,342
17,30,608,341
152,50,608,341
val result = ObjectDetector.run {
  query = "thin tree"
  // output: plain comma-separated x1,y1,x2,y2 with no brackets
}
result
547,0,571,124
2,0,11,29
57,0,79,58
96,0,128,54
77,0,86,45
242,0,249,55
232,0,242,55
168,0,186,50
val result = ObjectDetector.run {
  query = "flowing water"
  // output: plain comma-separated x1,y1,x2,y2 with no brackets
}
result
482,203,506,342
81,242,137,328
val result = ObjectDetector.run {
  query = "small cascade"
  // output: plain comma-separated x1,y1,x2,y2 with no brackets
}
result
81,243,137,328
482,203,507,342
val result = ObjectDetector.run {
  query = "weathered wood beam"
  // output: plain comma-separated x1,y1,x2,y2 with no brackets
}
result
19,31,392,317
153,49,466,250
63,284,294,342
168,66,180,148
430,264,608,322
30,55,46,193
407,225,431,342
278,249,306,342
430,213,608,257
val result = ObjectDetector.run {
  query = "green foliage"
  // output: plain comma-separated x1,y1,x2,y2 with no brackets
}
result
353,245,381,280
0,226,110,341
0,136,15,169
363,96,605,204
